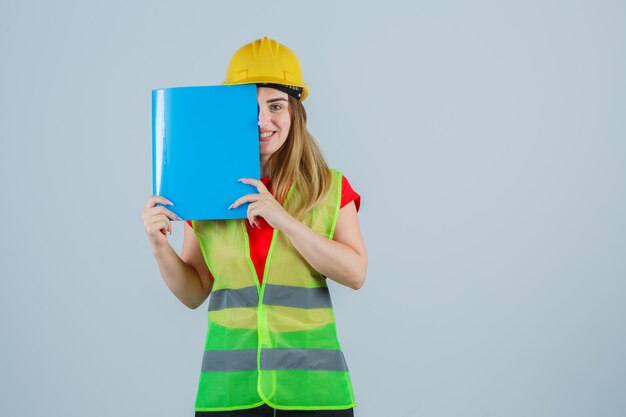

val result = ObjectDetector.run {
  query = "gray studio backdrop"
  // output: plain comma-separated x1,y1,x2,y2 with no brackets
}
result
1,1,625,416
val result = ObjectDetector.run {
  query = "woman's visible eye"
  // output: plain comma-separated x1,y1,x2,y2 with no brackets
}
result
270,104,283,111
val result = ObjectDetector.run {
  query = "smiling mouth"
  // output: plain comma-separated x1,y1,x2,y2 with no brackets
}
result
259,131,275,141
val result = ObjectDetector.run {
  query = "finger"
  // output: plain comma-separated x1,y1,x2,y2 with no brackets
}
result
247,216,258,228
152,218,171,236
158,214,172,230
248,203,260,218
144,196,174,211
247,204,259,228
249,204,265,228
229,193,261,210
148,206,182,221
145,195,174,210
238,178,270,194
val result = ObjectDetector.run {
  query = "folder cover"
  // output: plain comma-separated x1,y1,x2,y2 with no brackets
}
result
152,84,260,220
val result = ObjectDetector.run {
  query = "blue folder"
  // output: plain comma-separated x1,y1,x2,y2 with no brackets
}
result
152,84,260,220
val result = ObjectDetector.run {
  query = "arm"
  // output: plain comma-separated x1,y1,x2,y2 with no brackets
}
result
231,178,368,290
142,196,213,309
152,222,214,309
282,200,368,290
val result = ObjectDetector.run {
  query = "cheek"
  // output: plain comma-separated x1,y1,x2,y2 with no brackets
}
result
280,116,291,134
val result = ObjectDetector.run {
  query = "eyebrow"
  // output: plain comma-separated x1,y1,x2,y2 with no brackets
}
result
266,98,288,104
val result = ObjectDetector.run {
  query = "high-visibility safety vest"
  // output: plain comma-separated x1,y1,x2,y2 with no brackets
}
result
191,169,356,412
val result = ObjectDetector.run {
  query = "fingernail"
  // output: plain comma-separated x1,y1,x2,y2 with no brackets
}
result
176,216,183,221
166,199,174,205
237,178,244,182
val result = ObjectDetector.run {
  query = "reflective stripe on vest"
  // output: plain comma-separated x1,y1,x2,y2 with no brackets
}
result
208,284,332,311
201,349,257,371
263,284,333,309
261,348,348,371
202,348,348,372
208,286,258,310
192,169,356,412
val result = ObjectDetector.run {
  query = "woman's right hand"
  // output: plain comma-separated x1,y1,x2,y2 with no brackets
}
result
142,196,181,249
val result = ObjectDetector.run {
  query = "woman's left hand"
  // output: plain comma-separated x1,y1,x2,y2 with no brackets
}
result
229,178,295,231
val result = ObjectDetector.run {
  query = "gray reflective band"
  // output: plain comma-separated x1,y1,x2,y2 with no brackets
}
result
261,348,348,372
201,349,257,372
208,286,259,311
263,284,333,309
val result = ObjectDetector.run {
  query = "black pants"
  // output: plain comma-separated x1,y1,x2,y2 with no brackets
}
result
195,404,354,417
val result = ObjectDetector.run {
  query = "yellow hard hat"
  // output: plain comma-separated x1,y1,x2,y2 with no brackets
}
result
223,36,309,101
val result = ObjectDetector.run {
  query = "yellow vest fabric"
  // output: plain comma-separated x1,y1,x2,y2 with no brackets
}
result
192,169,356,412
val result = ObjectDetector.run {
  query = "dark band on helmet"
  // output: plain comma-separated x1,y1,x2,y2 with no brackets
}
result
257,83,303,100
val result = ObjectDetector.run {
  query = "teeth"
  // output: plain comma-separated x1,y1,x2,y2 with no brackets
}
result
260,132,274,138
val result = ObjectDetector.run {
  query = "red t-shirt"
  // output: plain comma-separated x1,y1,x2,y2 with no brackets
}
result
186,175,361,284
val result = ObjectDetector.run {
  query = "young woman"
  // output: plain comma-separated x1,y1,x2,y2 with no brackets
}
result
142,37,367,417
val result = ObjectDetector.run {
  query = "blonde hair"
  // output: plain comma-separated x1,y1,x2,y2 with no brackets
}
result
265,96,332,219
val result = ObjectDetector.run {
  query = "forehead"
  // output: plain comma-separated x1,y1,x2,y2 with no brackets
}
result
257,87,289,101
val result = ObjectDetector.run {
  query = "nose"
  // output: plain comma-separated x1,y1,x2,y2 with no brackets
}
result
258,107,271,128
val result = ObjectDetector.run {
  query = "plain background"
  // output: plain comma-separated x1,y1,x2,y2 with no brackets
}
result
1,1,625,416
